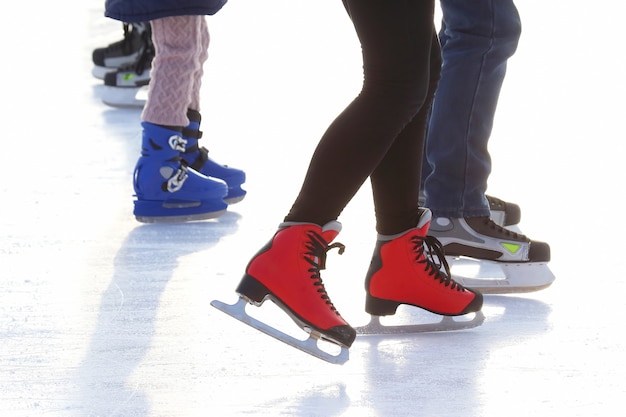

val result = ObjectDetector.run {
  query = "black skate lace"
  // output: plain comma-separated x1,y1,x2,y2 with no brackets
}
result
486,195,505,210
304,230,345,315
475,216,527,240
412,235,465,292
104,23,136,55
135,31,155,74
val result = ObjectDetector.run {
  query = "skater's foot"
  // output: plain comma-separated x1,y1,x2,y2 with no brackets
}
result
419,192,521,227
236,222,356,348
183,146,246,204
133,122,228,223
92,22,152,79
428,216,550,263
103,43,153,88
183,110,246,204
365,209,483,317
430,215,555,294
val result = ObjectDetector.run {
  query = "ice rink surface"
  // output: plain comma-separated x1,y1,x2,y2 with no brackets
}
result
1,1,625,416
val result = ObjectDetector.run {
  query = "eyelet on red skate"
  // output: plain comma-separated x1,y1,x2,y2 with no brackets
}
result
304,231,346,315
417,235,465,292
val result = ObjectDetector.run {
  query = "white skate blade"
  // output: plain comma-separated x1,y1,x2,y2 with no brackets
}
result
210,297,349,365
355,311,485,335
101,85,147,108
449,256,556,294
135,209,228,224
92,66,111,80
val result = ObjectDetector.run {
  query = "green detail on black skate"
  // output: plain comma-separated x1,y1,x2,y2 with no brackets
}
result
501,242,521,254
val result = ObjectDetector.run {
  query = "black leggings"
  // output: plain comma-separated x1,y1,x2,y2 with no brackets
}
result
285,0,441,235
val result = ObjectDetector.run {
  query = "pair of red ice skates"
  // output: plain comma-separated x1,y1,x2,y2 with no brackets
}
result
212,209,483,364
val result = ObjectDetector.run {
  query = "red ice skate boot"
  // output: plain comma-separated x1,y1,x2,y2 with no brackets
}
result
235,221,357,348
365,209,483,317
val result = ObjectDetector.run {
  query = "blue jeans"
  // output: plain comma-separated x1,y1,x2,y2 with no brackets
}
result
422,0,521,218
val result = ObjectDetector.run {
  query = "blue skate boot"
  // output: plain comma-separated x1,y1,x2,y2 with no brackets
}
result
182,110,246,204
133,122,228,223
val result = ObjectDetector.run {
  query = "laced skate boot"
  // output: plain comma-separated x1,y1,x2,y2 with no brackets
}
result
92,22,151,79
428,216,554,293
235,222,357,348
486,195,521,227
430,216,550,262
133,122,228,223
418,192,521,227
365,209,483,318
103,42,153,88
182,110,246,204
100,28,153,108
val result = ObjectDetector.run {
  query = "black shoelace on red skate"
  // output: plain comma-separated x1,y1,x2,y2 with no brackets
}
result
304,231,346,315
413,235,466,292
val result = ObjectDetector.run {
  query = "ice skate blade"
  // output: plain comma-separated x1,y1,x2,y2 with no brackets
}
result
224,192,246,205
135,208,227,223
210,297,349,365
101,85,147,108
449,256,556,294
355,311,485,335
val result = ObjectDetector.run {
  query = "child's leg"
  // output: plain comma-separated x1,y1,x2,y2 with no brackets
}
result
189,16,209,112
134,15,227,223
142,15,205,126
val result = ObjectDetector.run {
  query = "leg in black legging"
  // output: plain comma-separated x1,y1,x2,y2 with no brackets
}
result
371,33,441,234
285,0,438,235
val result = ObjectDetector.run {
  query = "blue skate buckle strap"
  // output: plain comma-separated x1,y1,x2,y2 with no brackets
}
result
168,134,187,152
163,163,189,193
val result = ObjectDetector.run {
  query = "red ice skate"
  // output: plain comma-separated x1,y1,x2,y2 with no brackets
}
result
357,209,484,335
211,221,356,364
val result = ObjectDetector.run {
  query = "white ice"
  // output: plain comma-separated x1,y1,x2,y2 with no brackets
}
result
1,1,625,416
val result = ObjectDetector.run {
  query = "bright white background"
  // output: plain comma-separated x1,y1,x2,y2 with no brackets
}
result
0,1,624,416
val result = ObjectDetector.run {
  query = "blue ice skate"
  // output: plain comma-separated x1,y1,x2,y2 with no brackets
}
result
182,110,246,204
133,122,228,223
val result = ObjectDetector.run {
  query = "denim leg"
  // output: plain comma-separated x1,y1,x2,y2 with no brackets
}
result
422,0,521,218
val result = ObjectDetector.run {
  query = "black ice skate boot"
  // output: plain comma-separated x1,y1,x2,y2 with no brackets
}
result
427,215,554,294
103,34,153,89
428,216,550,263
486,195,521,227
419,191,521,227
92,22,151,79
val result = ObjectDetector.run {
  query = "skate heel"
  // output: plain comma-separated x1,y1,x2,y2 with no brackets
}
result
365,294,401,316
236,274,271,305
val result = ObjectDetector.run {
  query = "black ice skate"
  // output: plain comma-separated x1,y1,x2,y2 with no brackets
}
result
429,216,555,294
